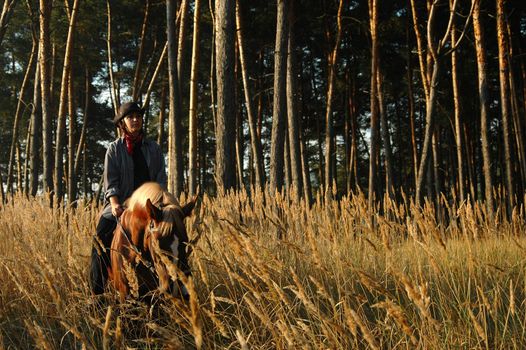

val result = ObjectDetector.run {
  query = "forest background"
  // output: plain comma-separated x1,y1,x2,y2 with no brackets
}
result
0,0,525,211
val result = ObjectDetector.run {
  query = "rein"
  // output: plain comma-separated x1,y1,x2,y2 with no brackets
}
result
115,215,156,274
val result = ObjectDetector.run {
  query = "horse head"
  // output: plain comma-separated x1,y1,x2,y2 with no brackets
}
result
143,197,197,295
109,182,197,301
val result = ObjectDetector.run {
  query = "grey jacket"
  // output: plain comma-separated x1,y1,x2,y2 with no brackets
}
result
101,137,167,218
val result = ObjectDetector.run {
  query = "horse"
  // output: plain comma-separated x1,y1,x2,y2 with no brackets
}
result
108,182,197,302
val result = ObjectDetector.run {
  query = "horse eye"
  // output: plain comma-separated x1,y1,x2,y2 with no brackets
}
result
149,221,155,230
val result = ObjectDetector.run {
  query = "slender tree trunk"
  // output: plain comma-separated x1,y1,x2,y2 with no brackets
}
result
167,0,184,195
286,0,303,201
450,15,465,202
377,68,394,198
106,0,119,117
0,0,16,51
300,131,312,204
324,0,344,193
142,42,167,111
30,52,41,196
67,68,76,202
132,0,150,101
473,0,493,214
54,0,79,202
23,118,32,195
177,0,190,95
74,67,89,178
188,0,201,196
496,0,514,212
157,81,167,147
236,0,265,190
368,0,380,208
269,0,289,194
214,0,236,191
39,0,53,193
7,40,36,193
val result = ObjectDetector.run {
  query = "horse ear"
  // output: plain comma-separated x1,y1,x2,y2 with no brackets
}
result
182,195,198,217
145,198,162,221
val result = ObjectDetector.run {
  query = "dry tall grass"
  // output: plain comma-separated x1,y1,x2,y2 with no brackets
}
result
0,190,525,349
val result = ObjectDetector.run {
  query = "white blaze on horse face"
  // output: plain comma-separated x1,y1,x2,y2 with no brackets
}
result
170,237,179,263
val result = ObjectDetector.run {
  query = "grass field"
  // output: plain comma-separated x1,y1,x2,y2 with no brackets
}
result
0,190,525,349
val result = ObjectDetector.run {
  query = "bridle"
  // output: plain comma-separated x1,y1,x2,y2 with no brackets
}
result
115,215,156,274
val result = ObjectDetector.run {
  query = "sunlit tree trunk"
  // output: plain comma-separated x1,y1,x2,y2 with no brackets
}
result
473,0,493,214
324,0,344,193
368,0,380,208
214,0,236,191
188,0,201,196
74,67,89,180
167,0,184,195
106,0,119,118
286,0,303,201
67,68,76,202
0,0,16,51
450,13,465,202
496,0,514,212
269,0,289,194
30,52,41,196
177,0,190,96
39,0,53,193
54,0,79,202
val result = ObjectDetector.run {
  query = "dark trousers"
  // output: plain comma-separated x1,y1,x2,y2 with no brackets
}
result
89,216,116,295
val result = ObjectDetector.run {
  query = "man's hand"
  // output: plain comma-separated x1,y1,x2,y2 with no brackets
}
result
109,196,124,218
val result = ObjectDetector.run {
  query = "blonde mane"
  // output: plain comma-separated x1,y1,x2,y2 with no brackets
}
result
125,182,180,211
125,182,184,238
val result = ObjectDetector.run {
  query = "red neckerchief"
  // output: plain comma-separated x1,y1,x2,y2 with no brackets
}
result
124,131,143,155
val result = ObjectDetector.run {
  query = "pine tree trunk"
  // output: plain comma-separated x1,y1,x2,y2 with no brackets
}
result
286,0,303,201
188,0,201,196
54,0,79,203
157,82,167,147
167,0,184,195
214,0,236,191
377,68,394,198
106,0,119,118
324,0,344,193
74,67,89,178
473,0,493,214
496,0,514,213
30,52,41,196
451,16,465,202
368,0,380,208
177,0,190,96
0,0,16,51
236,0,265,190
67,68,76,202
269,0,289,194
39,0,53,194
